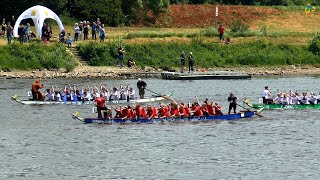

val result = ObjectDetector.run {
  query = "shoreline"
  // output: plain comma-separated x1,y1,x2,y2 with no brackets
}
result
1,65,320,79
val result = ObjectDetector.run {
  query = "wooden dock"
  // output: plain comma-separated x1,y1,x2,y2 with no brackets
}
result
161,71,252,80
118,72,161,79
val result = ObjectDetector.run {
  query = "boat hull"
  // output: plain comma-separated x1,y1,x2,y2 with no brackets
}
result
72,111,255,124
251,103,320,110
11,93,172,105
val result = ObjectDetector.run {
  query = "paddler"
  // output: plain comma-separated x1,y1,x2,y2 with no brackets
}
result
31,79,44,100
146,105,158,119
95,93,107,118
213,102,223,115
190,102,203,116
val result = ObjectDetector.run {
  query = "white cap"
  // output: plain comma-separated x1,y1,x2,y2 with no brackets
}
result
138,78,141,81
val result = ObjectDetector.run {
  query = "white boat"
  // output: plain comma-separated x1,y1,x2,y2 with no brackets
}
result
11,93,173,105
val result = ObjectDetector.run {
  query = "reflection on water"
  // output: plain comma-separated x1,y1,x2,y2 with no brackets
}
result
0,77,320,179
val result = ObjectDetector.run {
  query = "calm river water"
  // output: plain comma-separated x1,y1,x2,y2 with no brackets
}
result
1,77,320,179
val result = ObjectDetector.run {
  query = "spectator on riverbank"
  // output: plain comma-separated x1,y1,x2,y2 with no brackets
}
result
1,19,6,36
188,52,194,73
59,29,66,43
74,23,80,42
218,24,225,43
10,16,15,28
18,25,25,44
91,22,97,40
67,33,72,48
6,23,12,44
180,51,186,73
225,37,231,44
83,21,89,40
24,23,30,43
99,24,106,43
127,58,136,68
79,21,83,40
118,46,125,68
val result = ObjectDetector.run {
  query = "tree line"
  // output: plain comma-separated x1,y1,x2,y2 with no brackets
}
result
1,0,318,27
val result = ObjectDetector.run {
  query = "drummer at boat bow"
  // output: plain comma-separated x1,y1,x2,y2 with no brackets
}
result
137,78,147,99
31,79,44,100
262,86,273,104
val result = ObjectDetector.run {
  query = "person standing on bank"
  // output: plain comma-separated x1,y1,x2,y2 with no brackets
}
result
188,52,194,73
218,24,225,43
118,46,125,68
137,78,147,99
180,51,186,73
228,93,237,114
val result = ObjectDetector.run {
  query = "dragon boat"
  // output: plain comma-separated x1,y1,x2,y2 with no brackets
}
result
71,110,261,124
11,93,173,105
249,103,320,110
244,98,320,110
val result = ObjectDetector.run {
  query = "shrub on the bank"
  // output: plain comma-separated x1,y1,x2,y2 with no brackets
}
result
77,40,320,68
309,32,320,55
0,43,77,71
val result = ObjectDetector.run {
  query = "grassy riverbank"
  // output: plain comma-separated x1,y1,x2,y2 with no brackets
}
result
78,40,320,68
0,43,77,72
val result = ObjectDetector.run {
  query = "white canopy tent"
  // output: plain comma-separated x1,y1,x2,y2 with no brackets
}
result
13,5,64,38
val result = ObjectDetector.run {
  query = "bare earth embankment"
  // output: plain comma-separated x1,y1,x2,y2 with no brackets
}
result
1,65,320,79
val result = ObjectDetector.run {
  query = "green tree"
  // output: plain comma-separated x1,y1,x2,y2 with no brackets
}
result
121,0,142,25
67,0,124,26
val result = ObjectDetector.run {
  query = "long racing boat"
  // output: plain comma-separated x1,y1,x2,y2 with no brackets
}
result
71,110,260,124
250,103,320,110
11,93,173,105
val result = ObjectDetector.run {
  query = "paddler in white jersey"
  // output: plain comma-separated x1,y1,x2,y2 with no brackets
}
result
274,93,284,104
262,86,272,104
291,92,300,105
317,92,320,104
44,88,55,101
283,93,290,105
309,92,317,105
300,92,310,105
129,87,135,99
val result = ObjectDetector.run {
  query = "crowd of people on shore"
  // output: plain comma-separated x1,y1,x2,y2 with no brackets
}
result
58,18,107,48
262,86,320,105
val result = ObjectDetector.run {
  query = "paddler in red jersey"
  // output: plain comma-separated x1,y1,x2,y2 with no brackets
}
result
95,93,107,118
170,104,180,117
201,103,209,116
163,104,170,117
31,79,44,100
135,105,147,119
178,104,188,117
180,103,190,117
122,106,133,119
146,105,158,119
191,102,203,116
213,102,223,115
158,105,166,118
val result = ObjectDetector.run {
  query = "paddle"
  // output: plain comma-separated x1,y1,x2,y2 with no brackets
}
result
236,102,263,117
145,88,174,102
